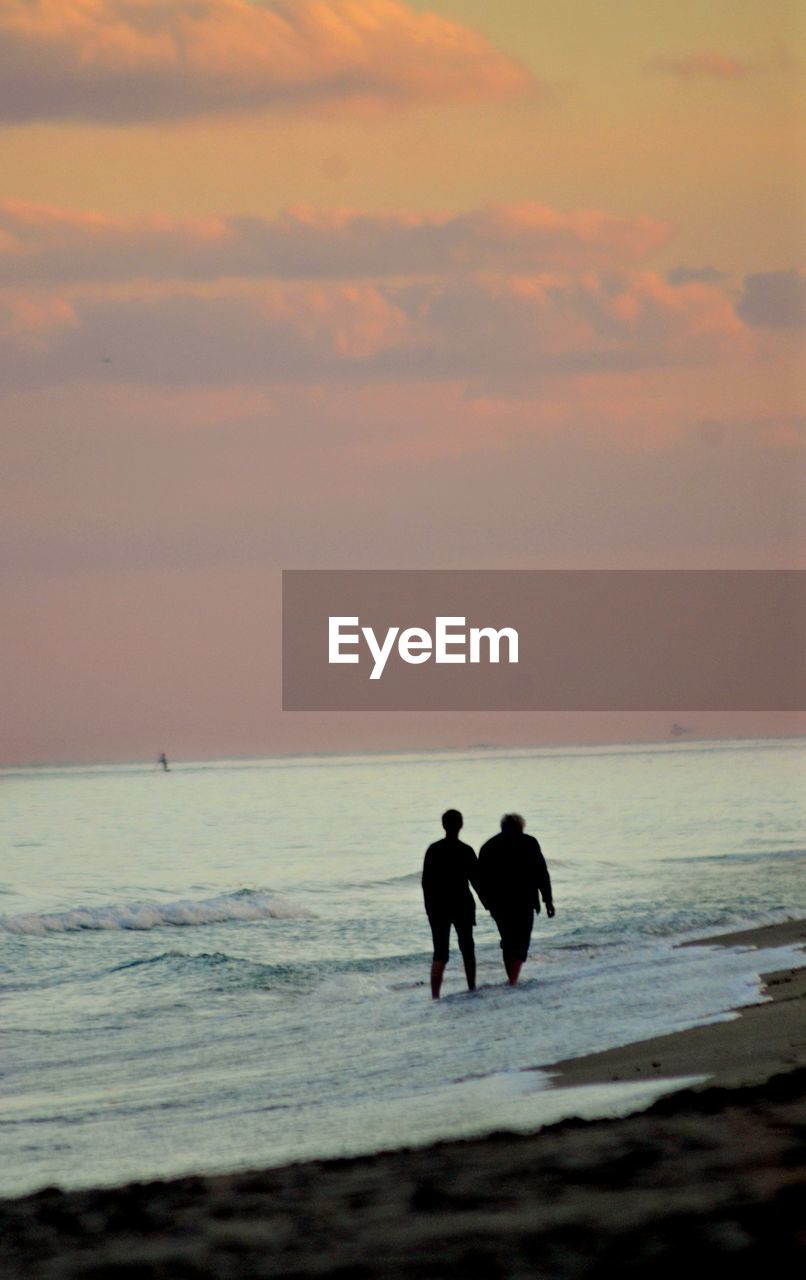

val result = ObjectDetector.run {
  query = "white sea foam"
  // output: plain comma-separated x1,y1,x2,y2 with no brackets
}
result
0,889,314,935
309,972,394,1003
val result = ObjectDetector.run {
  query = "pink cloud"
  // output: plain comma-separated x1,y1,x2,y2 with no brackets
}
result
647,51,755,80
550,272,746,358
0,270,751,391
2,376,803,589
0,289,76,342
0,0,534,123
0,198,670,283
0,200,760,393
758,422,805,450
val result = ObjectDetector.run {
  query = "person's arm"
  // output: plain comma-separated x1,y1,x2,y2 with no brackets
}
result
474,843,493,911
533,840,555,917
466,846,485,908
421,847,434,913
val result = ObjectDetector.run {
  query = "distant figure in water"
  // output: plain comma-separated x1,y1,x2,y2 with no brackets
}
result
158,752,170,772
422,809,481,999
478,814,555,986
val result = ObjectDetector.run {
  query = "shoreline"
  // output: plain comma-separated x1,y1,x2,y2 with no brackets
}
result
542,916,806,1091
2,917,805,1277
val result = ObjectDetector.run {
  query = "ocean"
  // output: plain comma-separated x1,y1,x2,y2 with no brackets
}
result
2,738,805,1199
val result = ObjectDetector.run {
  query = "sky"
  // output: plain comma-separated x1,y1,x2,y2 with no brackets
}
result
1,0,805,764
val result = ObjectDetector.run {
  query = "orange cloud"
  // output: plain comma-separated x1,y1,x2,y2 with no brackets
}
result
0,0,534,123
0,198,670,282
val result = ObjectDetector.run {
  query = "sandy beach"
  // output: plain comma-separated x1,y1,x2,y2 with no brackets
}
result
1,918,804,1279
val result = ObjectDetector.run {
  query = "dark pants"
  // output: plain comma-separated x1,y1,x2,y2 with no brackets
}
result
493,907,534,964
429,915,475,964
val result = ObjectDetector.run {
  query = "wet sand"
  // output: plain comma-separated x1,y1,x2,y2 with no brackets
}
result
544,917,806,1090
1,918,804,1279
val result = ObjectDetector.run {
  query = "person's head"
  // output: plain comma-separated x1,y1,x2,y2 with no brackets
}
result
501,813,525,834
441,809,463,836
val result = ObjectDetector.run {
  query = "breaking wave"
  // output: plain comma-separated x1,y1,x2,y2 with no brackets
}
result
0,889,314,936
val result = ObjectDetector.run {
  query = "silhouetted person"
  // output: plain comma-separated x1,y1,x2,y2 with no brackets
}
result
422,809,481,999
478,814,555,986
158,752,169,772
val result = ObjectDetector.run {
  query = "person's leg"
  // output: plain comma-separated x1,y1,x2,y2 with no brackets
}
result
430,960,447,999
492,915,507,978
498,910,531,985
456,922,476,991
429,920,450,998
506,911,534,985
495,914,516,980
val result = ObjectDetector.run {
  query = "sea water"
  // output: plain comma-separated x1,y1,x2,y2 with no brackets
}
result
1,739,805,1197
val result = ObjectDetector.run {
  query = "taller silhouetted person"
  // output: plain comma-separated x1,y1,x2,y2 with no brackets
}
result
478,814,555,986
421,809,481,999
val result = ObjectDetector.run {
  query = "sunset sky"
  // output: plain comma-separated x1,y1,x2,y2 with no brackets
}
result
2,0,804,763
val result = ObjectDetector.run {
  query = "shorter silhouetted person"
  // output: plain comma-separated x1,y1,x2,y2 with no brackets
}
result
478,813,555,986
422,809,481,999
158,752,169,772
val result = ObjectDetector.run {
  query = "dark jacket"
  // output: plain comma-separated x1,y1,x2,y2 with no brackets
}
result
477,831,552,917
422,838,480,924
